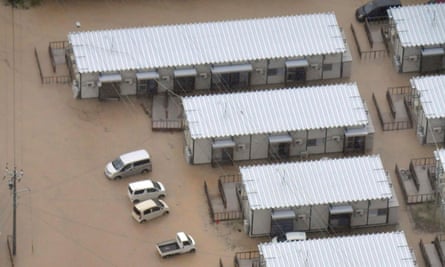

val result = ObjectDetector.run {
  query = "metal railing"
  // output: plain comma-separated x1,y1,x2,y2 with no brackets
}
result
234,250,261,267
151,119,184,131
35,47,71,85
419,239,433,267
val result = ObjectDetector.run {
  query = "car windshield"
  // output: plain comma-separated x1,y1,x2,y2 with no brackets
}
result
112,158,124,170
133,206,141,216
154,199,163,207
363,2,375,13
153,182,161,190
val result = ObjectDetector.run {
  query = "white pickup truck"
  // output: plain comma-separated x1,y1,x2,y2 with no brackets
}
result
156,232,196,258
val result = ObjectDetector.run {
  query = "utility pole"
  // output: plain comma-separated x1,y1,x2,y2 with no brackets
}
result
5,164,24,256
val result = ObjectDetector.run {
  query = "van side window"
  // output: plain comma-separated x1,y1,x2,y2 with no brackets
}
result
134,159,150,166
122,165,132,171
135,189,144,195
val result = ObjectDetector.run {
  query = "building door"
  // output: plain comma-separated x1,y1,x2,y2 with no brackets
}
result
212,72,250,90
137,79,158,95
286,67,306,84
99,82,121,100
420,48,444,73
271,219,294,237
345,136,365,154
211,147,234,166
174,76,195,93
269,143,290,160
329,205,353,230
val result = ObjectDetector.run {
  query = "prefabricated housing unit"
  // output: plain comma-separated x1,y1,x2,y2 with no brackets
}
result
388,3,445,73
182,83,374,165
66,13,352,99
410,75,445,144
257,232,415,267
238,155,398,237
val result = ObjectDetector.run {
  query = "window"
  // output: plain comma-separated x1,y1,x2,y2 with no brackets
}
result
307,139,317,146
135,189,144,195
212,72,250,90
148,188,156,193
323,64,333,71
267,68,278,76
134,159,150,166
369,208,387,216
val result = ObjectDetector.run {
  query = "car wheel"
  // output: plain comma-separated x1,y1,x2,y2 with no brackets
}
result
116,176,122,180
165,211,170,215
159,194,165,199
141,169,149,174
190,249,196,253
133,199,140,204
141,219,146,224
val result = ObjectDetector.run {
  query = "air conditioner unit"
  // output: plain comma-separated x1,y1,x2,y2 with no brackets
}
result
255,68,264,74
332,136,341,142
199,73,208,79
433,127,442,133
310,64,320,70
237,144,246,150
87,81,95,87
408,55,418,62
294,138,303,145
161,76,170,81
125,78,134,85
297,214,307,221
355,209,364,216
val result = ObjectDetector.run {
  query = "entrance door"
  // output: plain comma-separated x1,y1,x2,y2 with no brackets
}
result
286,67,306,84
211,147,234,166
99,82,121,100
271,219,294,237
329,214,351,228
269,143,290,160
421,55,443,73
345,136,365,154
137,79,158,95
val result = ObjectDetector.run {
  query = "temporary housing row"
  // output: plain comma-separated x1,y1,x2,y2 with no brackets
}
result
237,155,398,237
388,3,445,73
255,232,415,267
410,74,445,144
182,83,374,165
66,13,352,99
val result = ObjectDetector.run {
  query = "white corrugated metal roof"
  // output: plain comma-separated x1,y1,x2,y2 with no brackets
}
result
68,13,345,73
410,75,445,119
388,3,445,47
258,231,415,267
182,83,368,139
240,155,392,210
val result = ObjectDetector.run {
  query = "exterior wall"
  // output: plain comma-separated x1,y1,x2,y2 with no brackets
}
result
192,138,212,164
183,128,194,164
289,131,307,156
267,58,286,84
325,127,344,153
309,205,329,231
250,134,269,160
416,107,428,144
195,64,211,90
322,53,342,79
306,55,323,81
251,60,268,86
250,209,271,236
120,71,137,95
306,129,326,154
233,135,251,161
80,73,99,98
157,68,174,93
401,47,421,73
350,201,368,227
294,206,311,231
425,118,445,144
367,199,389,225
365,133,374,153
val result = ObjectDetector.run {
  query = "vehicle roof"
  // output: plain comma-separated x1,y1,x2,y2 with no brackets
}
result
129,179,155,190
373,0,401,6
177,232,189,242
120,149,150,164
285,232,307,241
134,199,158,210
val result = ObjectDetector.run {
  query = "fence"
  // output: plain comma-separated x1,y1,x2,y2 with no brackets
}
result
204,181,243,222
434,234,445,266
35,47,71,85
372,93,413,131
204,181,215,222
419,239,433,267
219,173,242,209
395,164,437,204
234,250,261,267
151,119,184,131
48,40,69,73
351,23,388,60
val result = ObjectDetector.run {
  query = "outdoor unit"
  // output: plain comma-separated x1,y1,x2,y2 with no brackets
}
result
433,127,442,133
87,81,95,87
355,209,364,216
125,78,133,85
408,55,418,62
297,214,307,221
255,68,264,74
294,138,303,145
310,64,320,70
332,136,341,142
199,73,208,79
237,144,247,150
161,76,170,81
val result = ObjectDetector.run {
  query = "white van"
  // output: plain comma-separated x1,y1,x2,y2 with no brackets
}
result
128,179,167,203
132,199,170,223
105,149,152,180
271,232,307,243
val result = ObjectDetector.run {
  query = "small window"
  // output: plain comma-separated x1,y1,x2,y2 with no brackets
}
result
267,68,278,76
148,188,156,193
134,159,150,166
377,208,387,216
134,189,144,195
323,64,333,71
307,139,317,146
152,207,160,212
144,209,151,215
122,165,131,171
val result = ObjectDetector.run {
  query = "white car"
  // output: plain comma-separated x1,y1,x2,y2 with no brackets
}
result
132,199,169,223
271,232,307,243
128,179,166,203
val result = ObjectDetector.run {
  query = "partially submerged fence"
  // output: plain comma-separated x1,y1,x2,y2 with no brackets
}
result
204,181,243,223
35,48,71,85
372,92,413,131
395,163,437,204
151,119,183,131
351,23,388,60
234,250,261,267
48,40,69,73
